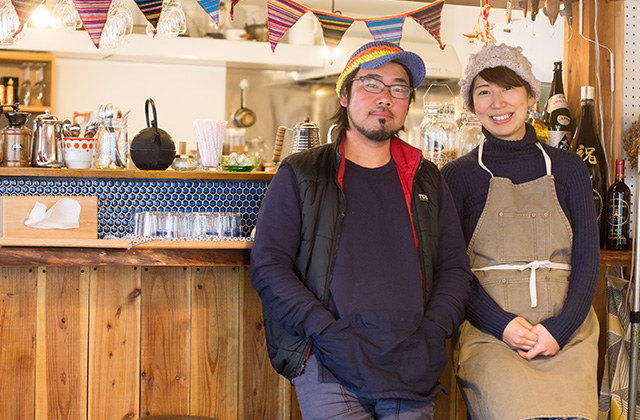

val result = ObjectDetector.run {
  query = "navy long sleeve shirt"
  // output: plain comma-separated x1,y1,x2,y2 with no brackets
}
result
441,125,600,348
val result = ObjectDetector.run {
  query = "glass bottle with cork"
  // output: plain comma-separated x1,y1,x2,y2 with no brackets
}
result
543,61,572,150
571,85,609,249
605,159,630,250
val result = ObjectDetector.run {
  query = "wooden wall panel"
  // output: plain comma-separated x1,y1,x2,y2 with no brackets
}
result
88,266,141,420
191,266,240,420
35,266,89,420
0,267,37,420
140,267,191,417
239,266,286,420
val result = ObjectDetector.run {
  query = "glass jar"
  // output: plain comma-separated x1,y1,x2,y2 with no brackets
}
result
94,117,128,169
458,112,484,156
420,104,459,168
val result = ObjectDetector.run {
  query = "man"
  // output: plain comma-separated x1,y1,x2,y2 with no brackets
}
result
250,41,472,419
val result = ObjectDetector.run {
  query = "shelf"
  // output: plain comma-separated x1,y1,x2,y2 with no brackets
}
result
0,237,252,249
0,29,325,71
0,50,55,113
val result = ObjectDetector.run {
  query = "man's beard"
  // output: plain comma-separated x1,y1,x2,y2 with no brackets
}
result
348,107,401,142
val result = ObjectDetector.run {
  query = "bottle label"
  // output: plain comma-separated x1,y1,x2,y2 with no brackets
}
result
575,144,597,165
607,197,630,240
548,131,571,150
556,115,571,126
546,94,569,112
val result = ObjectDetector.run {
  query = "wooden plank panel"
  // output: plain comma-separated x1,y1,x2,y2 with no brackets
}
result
140,267,191,417
0,267,37,420
88,266,141,420
239,266,285,420
190,266,240,420
35,267,89,420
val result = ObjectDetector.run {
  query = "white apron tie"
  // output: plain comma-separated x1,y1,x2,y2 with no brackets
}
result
472,260,571,308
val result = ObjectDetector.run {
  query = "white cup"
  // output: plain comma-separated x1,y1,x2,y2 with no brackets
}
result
63,137,95,169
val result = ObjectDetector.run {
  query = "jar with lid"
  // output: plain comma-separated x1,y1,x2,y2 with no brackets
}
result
245,136,266,166
420,103,459,168
457,111,484,156
1,108,31,167
95,117,128,169
171,141,198,171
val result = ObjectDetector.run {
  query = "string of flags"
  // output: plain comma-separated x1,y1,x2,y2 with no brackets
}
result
8,0,446,50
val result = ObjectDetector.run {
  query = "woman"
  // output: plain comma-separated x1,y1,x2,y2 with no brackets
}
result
441,43,599,420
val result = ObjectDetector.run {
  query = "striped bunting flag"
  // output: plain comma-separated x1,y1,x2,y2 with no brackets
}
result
197,0,220,24
365,16,405,45
10,0,45,35
134,0,163,30
313,10,354,63
73,0,111,48
409,0,445,49
229,0,239,20
267,0,308,52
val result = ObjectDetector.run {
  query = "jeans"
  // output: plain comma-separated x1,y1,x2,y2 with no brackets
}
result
292,353,436,420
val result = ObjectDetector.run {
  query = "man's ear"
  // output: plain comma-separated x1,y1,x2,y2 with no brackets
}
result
340,89,348,107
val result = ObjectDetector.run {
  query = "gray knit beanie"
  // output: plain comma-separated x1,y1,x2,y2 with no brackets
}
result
459,43,541,112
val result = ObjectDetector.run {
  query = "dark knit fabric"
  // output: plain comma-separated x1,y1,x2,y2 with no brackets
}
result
441,124,600,348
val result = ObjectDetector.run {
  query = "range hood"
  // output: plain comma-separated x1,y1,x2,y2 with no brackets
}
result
293,37,462,85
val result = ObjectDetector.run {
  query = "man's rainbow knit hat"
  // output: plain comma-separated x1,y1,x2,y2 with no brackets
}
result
335,41,426,98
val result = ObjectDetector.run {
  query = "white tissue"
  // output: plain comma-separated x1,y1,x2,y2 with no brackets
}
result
24,198,81,229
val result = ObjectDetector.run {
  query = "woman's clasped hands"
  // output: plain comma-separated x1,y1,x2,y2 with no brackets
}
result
502,316,560,360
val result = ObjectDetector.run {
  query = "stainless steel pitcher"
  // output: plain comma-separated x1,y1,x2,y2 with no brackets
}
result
31,110,64,167
289,116,320,155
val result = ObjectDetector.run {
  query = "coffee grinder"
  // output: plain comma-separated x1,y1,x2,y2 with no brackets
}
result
1,104,32,167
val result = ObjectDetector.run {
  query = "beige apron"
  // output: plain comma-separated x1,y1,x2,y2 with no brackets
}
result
454,141,599,420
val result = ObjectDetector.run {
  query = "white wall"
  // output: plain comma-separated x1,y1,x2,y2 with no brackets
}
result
55,58,226,150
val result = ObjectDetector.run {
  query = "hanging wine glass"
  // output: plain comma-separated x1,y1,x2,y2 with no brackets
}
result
0,0,21,45
18,63,32,106
31,63,46,106
51,0,82,31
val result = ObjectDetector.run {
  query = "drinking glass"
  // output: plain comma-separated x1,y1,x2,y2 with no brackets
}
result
18,63,32,106
51,0,82,32
132,211,157,236
0,0,21,45
100,0,133,49
31,63,46,106
149,0,187,38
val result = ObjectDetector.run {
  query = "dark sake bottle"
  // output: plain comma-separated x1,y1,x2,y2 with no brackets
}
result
571,85,609,249
543,61,572,150
605,159,631,250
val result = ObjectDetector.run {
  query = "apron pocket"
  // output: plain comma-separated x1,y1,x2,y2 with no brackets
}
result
498,211,550,261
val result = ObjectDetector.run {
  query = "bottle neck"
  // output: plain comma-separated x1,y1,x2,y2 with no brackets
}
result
616,161,625,180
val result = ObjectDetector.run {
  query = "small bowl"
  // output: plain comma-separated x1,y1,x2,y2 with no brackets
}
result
220,154,260,172
63,137,95,169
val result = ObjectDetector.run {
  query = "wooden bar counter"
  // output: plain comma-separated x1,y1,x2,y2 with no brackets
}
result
0,168,304,420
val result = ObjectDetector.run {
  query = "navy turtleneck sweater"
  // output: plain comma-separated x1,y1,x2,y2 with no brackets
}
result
441,124,599,348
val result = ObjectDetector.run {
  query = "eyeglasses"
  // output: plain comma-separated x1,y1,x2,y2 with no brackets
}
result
355,76,413,100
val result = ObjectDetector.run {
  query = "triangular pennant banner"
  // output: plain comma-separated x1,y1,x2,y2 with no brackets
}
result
409,0,445,49
313,10,354,63
134,0,163,30
229,0,240,20
10,0,45,35
73,0,111,48
365,16,404,45
267,0,308,52
196,0,220,25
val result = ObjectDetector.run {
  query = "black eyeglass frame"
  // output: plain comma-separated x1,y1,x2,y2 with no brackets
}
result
354,76,413,100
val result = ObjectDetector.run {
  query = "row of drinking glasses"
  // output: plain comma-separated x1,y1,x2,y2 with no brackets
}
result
132,211,242,238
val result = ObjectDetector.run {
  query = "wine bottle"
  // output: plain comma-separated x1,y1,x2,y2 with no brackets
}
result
571,85,609,249
528,101,548,144
543,61,572,150
605,159,630,250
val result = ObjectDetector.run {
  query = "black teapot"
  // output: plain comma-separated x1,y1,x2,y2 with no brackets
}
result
130,98,175,170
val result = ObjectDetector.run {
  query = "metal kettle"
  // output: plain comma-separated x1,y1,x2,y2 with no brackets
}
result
31,110,64,167
275,116,320,158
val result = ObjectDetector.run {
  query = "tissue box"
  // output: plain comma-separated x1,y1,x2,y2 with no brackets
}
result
0,196,98,239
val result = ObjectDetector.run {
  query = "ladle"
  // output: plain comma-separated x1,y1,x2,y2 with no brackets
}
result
232,79,256,128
